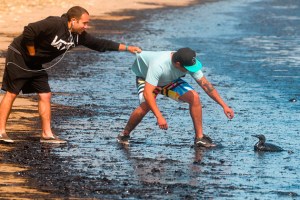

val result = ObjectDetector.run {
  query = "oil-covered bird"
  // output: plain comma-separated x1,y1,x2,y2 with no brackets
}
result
252,134,284,152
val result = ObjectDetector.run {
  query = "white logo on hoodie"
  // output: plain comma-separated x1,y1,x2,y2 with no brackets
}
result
51,35,74,50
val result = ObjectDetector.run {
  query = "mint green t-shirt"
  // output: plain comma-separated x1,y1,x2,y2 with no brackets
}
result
131,51,204,86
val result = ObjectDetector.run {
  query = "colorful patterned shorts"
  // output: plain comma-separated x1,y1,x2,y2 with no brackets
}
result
136,77,194,103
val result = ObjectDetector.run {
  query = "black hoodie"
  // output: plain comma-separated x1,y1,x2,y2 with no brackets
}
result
10,14,120,66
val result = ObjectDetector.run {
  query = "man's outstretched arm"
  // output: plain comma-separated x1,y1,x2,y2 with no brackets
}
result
118,44,142,54
196,76,234,119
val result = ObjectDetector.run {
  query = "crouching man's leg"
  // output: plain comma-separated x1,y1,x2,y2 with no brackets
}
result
179,90,215,148
117,102,150,144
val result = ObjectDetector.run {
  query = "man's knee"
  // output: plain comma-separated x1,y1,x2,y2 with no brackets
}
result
3,91,18,101
181,90,200,105
38,92,52,101
139,102,151,113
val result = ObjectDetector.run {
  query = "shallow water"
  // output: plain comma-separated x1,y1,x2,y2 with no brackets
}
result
6,0,300,199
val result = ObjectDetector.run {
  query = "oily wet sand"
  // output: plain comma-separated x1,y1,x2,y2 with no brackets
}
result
1,0,300,199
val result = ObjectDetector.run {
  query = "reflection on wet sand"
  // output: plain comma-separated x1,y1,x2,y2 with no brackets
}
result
193,147,204,164
118,143,206,185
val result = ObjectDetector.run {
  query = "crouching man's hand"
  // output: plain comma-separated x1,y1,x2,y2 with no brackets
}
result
224,106,234,119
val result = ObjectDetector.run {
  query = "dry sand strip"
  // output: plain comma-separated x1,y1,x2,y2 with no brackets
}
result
0,0,196,51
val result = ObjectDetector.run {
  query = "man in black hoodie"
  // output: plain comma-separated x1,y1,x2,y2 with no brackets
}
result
0,6,141,144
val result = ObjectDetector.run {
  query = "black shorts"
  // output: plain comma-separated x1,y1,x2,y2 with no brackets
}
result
1,49,51,94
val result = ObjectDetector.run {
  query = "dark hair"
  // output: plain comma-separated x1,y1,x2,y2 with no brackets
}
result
66,6,89,21
172,47,196,67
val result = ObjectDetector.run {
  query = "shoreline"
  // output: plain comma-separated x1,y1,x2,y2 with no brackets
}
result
2,0,298,198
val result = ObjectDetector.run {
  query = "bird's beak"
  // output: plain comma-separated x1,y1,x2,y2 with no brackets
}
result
251,135,259,138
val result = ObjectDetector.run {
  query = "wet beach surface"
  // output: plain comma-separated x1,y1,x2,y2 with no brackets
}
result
1,0,300,199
